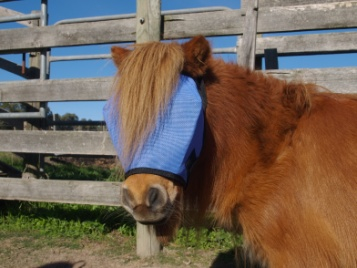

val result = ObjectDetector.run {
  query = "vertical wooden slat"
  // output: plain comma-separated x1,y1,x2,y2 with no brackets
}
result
22,10,45,179
136,0,161,43
238,0,259,70
135,0,162,258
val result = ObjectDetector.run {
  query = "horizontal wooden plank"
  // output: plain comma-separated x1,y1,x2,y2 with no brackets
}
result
0,6,33,27
0,130,116,155
256,2,357,34
266,67,357,94
0,178,122,206
163,10,245,39
254,31,357,56
0,18,136,53
164,2,357,39
1,2,357,52
0,77,112,102
259,0,349,8
0,68,356,102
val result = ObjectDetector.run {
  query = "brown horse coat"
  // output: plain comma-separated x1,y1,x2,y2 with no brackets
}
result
112,36,357,267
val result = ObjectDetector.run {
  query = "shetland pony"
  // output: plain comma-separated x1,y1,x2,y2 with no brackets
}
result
110,36,357,267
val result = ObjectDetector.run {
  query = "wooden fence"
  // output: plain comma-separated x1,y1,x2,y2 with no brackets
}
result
0,0,356,257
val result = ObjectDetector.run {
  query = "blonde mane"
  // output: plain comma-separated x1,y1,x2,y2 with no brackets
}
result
113,42,184,162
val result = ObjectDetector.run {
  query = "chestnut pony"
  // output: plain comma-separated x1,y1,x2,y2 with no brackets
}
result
110,36,357,267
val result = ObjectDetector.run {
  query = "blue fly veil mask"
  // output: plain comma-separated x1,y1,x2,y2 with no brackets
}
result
103,75,205,187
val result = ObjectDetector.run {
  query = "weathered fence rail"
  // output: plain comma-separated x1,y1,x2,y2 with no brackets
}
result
1,2,356,53
1,67,356,104
0,178,121,206
0,78,112,102
0,130,114,155
0,0,356,258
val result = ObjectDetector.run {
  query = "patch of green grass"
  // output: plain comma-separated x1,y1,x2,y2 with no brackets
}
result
106,165,125,182
117,223,136,236
0,153,124,182
0,201,135,240
44,163,112,181
44,157,124,182
0,152,24,170
0,200,236,251
175,227,236,250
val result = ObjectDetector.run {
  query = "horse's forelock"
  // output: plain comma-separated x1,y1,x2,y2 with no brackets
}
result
114,42,184,162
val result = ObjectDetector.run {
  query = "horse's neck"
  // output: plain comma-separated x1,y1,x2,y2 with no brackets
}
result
188,62,306,227
206,62,294,164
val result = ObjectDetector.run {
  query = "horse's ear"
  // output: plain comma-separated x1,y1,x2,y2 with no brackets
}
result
181,36,212,78
111,46,131,68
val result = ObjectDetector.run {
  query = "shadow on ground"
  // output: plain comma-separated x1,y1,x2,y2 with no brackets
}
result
210,248,262,268
37,261,86,268
210,249,236,268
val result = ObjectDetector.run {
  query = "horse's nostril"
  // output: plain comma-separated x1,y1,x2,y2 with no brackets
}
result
147,186,167,210
122,187,135,210
148,187,159,204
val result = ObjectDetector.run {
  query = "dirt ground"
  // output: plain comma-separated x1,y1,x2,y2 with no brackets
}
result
0,233,237,268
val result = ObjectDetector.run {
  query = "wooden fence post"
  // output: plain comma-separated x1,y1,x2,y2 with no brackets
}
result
135,0,162,258
22,10,45,179
238,0,259,69
136,0,161,42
